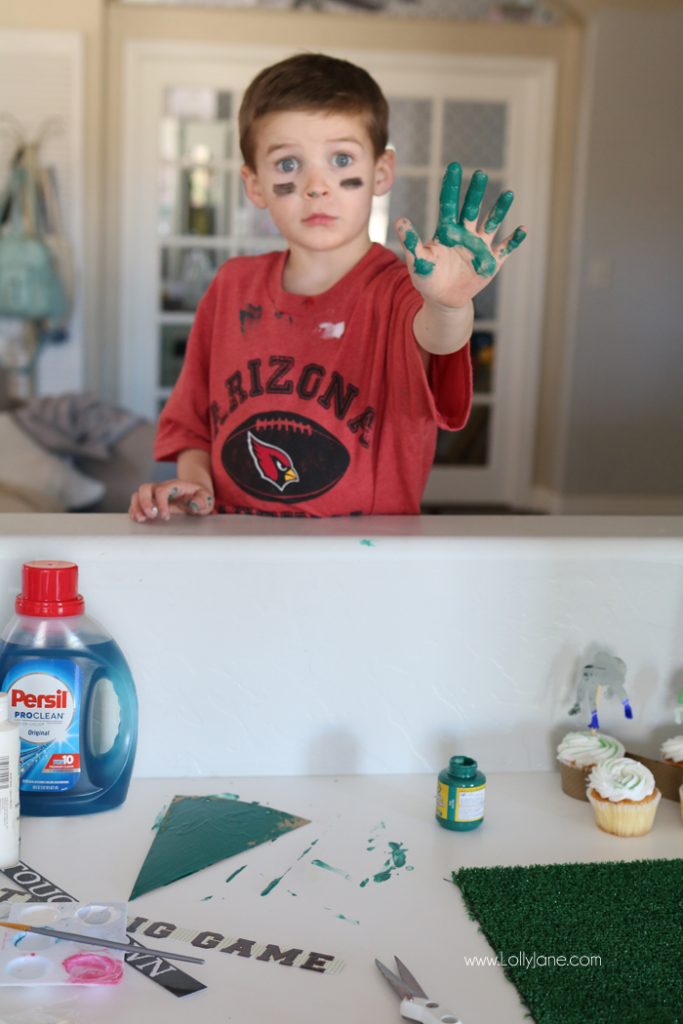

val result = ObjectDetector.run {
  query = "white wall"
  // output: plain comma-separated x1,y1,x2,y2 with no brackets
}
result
0,515,681,778
0,29,84,397
560,8,683,504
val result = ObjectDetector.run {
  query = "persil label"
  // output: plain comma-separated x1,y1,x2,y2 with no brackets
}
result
9,674,75,742
5,659,81,792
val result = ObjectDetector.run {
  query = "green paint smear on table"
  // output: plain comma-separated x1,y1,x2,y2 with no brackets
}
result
297,839,319,860
360,841,410,886
130,795,310,899
311,859,353,881
452,858,683,1024
367,820,386,849
225,864,247,884
260,868,292,896
324,907,359,925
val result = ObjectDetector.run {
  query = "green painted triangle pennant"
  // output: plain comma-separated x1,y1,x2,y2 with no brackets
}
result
130,794,310,900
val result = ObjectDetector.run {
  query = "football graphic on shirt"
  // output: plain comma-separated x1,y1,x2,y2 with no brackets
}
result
222,412,350,503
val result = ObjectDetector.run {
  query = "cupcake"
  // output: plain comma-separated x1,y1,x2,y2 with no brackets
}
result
556,731,624,800
587,757,661,836
660,736,683,768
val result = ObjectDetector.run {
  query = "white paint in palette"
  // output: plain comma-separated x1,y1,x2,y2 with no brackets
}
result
317,322,345,339
0,902,126,986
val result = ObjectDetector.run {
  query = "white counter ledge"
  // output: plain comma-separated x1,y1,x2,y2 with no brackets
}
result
1,515,682,778
1,512,683,558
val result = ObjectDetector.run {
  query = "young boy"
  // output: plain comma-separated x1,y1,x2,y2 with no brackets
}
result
129,52,525,521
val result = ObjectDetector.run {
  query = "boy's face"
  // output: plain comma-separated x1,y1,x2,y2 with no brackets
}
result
240,110,394,256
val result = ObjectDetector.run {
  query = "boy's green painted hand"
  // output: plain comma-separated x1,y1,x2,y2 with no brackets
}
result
396,161,526,308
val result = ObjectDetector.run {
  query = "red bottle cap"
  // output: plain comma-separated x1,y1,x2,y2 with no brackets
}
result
16,560,85,617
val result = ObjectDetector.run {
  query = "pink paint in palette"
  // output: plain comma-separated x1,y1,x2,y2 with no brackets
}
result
0,902,126,985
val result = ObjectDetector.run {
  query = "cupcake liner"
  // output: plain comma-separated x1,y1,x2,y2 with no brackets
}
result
559,761,591,801
625,752,683,802
587,788,661,837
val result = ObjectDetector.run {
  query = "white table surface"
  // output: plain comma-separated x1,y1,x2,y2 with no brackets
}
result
1,772,681,1023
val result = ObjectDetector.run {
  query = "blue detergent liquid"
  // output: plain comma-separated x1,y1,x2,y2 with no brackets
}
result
0,634,138,817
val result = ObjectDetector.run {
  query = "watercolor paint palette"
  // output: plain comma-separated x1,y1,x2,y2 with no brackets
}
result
0,902,126,986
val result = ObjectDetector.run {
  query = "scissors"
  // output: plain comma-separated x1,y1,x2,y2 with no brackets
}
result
375,956,462,1023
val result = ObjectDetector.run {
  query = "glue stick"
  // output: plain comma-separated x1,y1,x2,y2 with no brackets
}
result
0,691,20,867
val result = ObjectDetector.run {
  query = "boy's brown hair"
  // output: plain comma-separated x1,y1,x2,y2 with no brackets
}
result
239,52,389,169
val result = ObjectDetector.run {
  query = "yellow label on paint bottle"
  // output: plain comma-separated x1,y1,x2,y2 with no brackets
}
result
436,781,450,819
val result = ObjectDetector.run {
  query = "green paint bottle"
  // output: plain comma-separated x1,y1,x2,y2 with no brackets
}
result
435,755,486,831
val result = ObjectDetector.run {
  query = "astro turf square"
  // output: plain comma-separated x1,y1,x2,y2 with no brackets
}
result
452,858,683,1024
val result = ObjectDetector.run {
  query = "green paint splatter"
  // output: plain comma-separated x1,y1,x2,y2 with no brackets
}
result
324,908,360,925
297,839,319,860
367,820,386,848
261,867,292,896
403,228,436,276
225,865,247,884
360,840,411,887
311,859,352,882
372,869,393,883
388,841,407,868
360,539,375,547
201,895,213,901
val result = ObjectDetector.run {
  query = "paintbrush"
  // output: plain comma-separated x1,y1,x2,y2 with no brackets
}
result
0,920,205,965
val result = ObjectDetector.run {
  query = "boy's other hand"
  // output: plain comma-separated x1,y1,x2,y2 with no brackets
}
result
129,479,214,523
396,161,526,308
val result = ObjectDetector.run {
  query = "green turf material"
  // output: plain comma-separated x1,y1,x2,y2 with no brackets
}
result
452,859,683,1024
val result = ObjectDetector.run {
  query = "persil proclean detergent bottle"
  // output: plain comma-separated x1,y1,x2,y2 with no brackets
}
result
0,561,138,816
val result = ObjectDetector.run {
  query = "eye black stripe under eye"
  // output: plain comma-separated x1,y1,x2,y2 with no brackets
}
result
273,183,296,196
340,178,363,189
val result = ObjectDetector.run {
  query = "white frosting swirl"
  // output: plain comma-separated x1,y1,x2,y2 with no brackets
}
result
660,735,683,763
556,731,624,767
589,757,655,802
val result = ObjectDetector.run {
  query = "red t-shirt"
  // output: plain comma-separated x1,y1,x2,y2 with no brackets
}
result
155,243,472,516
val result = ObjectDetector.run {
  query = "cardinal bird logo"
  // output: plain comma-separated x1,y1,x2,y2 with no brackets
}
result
247,431,300,492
